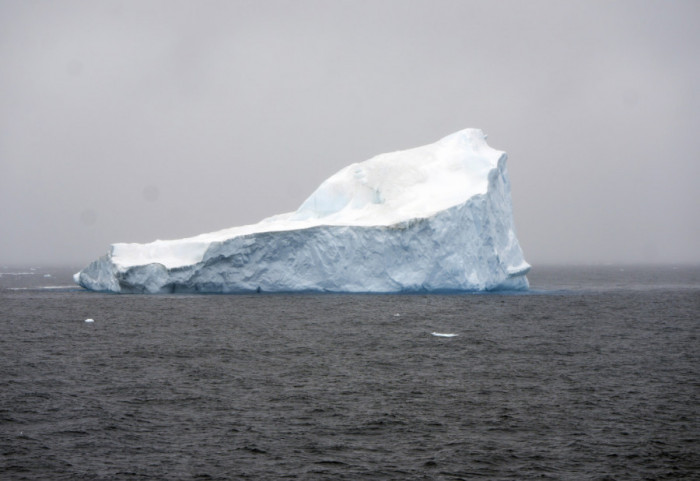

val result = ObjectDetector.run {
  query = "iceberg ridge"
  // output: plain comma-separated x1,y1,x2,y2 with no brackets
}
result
75,129,530,293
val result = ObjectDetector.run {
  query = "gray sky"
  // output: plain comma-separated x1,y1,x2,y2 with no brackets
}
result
1,0,698,267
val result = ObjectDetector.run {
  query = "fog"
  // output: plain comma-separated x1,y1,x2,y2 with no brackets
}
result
1,0,698,267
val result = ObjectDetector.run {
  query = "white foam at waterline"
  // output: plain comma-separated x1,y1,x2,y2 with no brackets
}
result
431,332,457,337
6,285,80,291
84,318,94,323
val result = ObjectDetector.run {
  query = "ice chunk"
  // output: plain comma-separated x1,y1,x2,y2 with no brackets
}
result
74,129,530,293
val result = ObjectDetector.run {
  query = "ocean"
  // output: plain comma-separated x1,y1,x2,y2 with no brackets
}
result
1,265,698,480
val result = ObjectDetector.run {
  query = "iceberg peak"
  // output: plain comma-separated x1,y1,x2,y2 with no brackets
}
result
75,128,530,293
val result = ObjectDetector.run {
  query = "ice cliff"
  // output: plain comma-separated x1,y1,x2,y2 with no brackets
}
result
74,129,530,293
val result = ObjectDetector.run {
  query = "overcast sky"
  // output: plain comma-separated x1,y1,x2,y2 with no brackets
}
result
1,0,698,267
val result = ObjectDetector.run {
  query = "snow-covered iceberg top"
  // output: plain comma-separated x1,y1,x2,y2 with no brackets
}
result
110,129,503,269
75,129,530,293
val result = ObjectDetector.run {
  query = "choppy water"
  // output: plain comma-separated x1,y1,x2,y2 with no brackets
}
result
1,265,698,480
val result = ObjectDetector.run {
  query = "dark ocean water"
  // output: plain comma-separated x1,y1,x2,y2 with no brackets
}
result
1,265,698,480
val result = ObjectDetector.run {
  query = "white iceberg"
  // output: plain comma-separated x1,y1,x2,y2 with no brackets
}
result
74,129,530,293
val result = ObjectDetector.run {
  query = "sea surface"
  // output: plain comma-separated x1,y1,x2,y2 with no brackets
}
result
1,265,698,480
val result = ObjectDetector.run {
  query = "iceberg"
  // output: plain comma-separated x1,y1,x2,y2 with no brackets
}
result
74,129,530,293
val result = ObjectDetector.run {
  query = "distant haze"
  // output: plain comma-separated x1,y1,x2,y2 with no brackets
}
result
1,0,698,267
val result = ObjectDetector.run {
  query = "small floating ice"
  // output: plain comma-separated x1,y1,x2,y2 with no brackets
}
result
393,313,401,317
431,332,457,337
84,318,95,323
44,274,52,278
